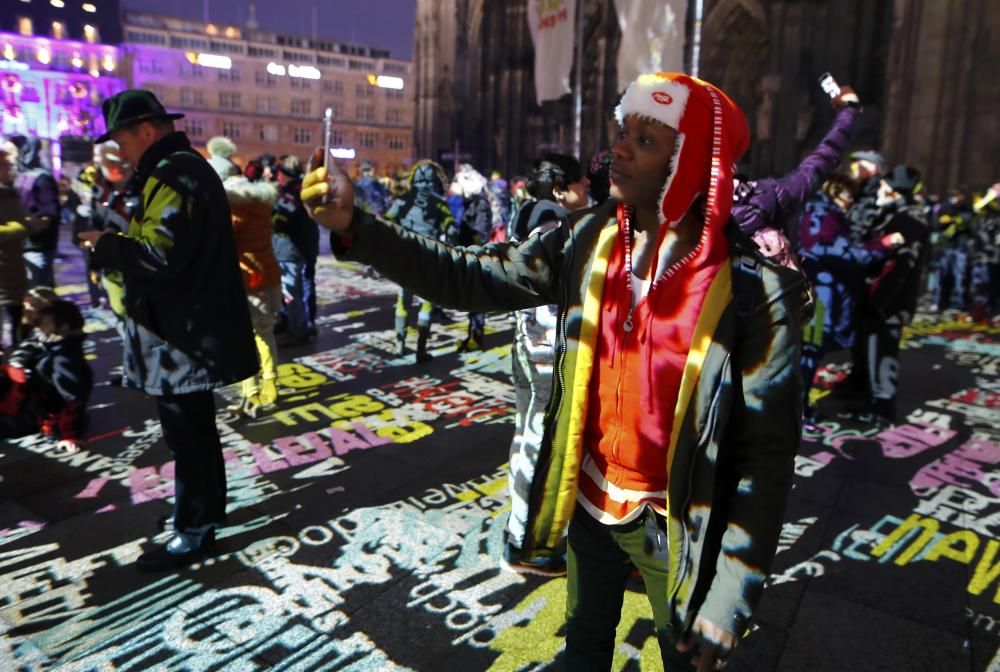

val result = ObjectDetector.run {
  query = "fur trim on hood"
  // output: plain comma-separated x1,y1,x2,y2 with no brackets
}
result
223,175,279,206
207,135,237,159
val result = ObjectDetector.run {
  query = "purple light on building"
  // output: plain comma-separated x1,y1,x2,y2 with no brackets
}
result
1,31,125,143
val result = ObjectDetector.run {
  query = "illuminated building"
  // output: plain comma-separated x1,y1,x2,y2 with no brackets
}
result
122,11,414,175
1,1,125,172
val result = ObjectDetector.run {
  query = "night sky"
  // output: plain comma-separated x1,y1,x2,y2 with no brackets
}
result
121,0,418,60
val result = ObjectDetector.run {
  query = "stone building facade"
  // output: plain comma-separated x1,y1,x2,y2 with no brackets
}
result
122,11,414,174
414,0,998,192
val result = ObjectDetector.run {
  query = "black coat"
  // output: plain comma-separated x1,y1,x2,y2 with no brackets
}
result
91,132,257,396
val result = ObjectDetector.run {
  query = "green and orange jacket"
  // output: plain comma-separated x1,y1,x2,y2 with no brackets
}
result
334,198,807,638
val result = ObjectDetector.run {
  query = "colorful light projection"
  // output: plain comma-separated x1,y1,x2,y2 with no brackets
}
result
0,32,124,140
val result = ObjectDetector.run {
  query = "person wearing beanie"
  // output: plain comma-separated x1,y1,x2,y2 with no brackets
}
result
302,72,807,670
846,149,888,244
206,136,240,180
271,153,319,345
383,159,455,362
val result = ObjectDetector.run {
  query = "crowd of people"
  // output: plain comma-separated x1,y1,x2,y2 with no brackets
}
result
0,73,997,670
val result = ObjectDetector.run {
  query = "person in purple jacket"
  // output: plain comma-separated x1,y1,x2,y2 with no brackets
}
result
731,83,863,258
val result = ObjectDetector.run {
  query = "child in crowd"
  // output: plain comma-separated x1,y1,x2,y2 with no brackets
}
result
0,299,92,452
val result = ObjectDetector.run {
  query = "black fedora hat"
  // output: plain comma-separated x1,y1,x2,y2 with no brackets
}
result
95,89,184,143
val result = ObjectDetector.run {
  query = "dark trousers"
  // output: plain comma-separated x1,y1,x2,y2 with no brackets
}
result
304,258,317,325
156,391,227,532
934,246,968,310
565,506,695,671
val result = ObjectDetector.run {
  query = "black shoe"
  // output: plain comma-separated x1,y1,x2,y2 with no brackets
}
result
137,530,216,572
500,542,566,577
457,333,483,353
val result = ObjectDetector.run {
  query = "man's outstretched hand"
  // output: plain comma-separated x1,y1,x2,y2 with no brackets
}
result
302,162,355,235
676,615,738,671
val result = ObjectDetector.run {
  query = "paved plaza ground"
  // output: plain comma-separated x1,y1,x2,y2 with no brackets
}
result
1,234,998,671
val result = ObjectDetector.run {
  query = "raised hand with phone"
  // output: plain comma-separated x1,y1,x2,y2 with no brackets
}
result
819,72,861,111
302,151,355,236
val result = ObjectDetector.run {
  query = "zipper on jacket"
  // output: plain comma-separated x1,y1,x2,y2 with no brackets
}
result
530,225,576,549
669,353,730,609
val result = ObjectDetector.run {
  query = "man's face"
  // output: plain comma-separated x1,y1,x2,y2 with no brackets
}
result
875,180,899,207
110,123,156,166
609,115,676,210
850,160,880,182
555,176,591,211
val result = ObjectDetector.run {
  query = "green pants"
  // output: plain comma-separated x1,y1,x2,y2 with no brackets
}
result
565,505,696,671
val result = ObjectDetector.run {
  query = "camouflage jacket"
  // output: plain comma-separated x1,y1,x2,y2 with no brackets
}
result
91,132,256,395
334,199,806,639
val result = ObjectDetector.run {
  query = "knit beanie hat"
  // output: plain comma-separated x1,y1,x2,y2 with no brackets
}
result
614,73,750,240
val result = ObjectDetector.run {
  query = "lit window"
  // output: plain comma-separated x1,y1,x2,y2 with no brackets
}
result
37,46,51,64
18,17,33,36
71,52,82,68
3,44,14,61
51,0,65,7
51,21,65,39
82,3,96,12
101,53,115,71
83,25,99,43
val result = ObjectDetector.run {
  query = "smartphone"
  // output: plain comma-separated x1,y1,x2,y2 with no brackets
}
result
322,107,333,170
818,72,841,100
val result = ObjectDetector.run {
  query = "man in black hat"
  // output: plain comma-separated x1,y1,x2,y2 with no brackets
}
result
851,164,930,424
78,90,257,571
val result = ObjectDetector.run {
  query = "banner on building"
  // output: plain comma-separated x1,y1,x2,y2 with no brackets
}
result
613,0,687,89
527,0,576,104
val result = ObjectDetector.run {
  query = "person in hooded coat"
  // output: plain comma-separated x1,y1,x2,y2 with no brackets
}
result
223,174,282,416
9,136,60,288
384,160,455,361
303,72,807,671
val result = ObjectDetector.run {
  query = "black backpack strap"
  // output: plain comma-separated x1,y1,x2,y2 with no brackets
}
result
733,254,761,321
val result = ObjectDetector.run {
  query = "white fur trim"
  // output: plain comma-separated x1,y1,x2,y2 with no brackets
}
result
207,135,237,159
223,176,278,206
656,133,686,227
614,74,690,130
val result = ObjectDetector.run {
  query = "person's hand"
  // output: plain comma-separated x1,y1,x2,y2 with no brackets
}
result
78,229,109,251
676,615,738,671
56,439,81,454
833,85,861,110
301,163,355,235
